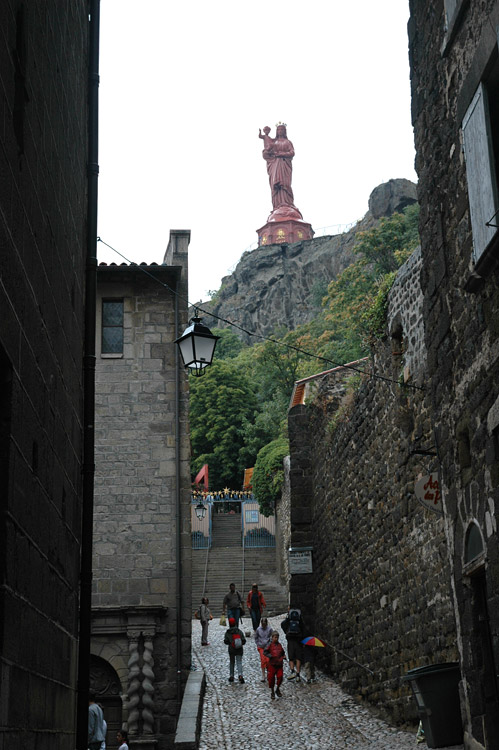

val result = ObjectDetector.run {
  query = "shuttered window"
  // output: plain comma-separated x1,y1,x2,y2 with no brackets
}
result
444,0,458,30
462,83,499,263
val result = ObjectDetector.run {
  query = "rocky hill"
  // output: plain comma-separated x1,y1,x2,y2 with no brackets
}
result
198,179,417,342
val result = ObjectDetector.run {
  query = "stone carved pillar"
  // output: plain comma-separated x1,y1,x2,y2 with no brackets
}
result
141,633,155,734
127,634,141,736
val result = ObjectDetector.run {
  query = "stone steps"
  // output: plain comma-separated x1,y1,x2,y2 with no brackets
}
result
192,546,288,616
211,514,242,547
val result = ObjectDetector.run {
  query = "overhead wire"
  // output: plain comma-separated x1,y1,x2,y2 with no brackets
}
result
96,237,424,391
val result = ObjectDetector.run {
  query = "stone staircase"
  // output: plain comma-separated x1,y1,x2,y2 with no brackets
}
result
211,514,242,547
192,512,288,617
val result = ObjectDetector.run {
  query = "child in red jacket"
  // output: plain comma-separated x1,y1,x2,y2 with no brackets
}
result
264,630,286,700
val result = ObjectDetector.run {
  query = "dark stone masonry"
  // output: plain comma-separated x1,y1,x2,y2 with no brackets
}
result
0,2,88,746
283,249,458,725
409,1,499,747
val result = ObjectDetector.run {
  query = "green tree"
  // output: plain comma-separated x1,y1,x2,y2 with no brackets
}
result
353,203,420,274
189,360,257,489
252,437,290,516
212,327,244,360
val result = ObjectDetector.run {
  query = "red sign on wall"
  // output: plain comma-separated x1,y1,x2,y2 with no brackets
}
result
415,473,443,515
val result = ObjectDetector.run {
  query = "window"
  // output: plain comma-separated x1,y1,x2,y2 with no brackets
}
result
464,522,484,565
102,299,124,354
462,62,499,265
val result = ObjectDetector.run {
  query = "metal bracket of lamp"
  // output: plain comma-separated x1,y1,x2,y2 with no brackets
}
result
174,311,219,377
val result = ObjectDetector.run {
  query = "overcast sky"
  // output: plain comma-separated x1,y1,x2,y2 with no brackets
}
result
97,0,416,304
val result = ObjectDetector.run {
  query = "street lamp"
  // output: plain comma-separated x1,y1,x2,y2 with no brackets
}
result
174,313,219,377
194,501,207,520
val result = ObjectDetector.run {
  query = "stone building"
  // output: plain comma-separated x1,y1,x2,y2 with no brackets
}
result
91,231,191,749
282,248,458,723
0,2,89,747
408,1,499,747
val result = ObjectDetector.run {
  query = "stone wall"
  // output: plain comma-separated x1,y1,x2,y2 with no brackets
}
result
275,456,291,587
409,2,499,746
0,2,88,746
286,249,458,724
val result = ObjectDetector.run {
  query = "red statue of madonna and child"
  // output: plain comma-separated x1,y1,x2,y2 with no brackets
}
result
256,122,313,246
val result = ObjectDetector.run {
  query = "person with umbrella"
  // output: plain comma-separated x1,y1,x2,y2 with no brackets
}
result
301,635,325,683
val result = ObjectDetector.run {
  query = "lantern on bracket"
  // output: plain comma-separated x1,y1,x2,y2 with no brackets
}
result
174,312,219,377
194,500,207,520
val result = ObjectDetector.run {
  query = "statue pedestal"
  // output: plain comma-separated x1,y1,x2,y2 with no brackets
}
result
256,219,314,247
130,738,157,750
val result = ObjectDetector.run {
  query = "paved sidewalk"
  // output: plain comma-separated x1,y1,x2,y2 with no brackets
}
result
191,613,464,750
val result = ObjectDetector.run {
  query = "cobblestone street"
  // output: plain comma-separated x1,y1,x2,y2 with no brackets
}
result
191,614,464,750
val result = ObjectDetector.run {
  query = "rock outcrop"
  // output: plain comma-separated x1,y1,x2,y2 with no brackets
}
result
197,179,417,342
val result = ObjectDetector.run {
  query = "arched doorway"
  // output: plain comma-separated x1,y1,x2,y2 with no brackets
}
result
90,654,123,750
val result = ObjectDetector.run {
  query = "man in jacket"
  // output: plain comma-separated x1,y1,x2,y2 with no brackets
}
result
246,583,266,631
222,582,243,627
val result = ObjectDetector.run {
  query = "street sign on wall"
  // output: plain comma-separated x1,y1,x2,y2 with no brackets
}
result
415,473,443,515
289,547,313,574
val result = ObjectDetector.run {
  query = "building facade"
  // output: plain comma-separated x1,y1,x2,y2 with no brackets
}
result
0,2,89,748
91,231,191,749
408,1,499,747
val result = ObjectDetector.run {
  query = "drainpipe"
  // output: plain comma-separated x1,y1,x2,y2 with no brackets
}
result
76,1,99,748
174,245,183,710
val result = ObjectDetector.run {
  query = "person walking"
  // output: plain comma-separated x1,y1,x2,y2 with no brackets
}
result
199,596,212,646
117,730,129,750
222,582,244,627
281,606,306,682
246,582,266,631
254,616,272,681
88,691,106,750
303,635,317,683
264,630,286,700
99,705,107,750
224,616,246,683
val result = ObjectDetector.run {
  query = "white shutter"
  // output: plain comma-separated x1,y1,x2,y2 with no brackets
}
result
462,83,499,262
444,0,458,30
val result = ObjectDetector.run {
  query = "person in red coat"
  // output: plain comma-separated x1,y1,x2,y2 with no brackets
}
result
264,630,286,700
246,583,266,631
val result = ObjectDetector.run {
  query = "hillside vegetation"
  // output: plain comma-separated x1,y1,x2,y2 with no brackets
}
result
189,204,420,513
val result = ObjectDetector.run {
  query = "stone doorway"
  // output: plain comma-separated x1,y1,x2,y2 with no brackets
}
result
470,570,499,747
90,654,123,749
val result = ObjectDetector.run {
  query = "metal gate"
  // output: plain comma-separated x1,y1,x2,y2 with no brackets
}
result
191,494,276,548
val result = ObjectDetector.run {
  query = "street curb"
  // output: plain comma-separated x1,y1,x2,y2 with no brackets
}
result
173,670,206,749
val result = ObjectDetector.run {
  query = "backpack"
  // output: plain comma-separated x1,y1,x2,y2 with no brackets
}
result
287,608,302,635
232,632,242,650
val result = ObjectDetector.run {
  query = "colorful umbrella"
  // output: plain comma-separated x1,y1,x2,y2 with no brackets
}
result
301,636,326,648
